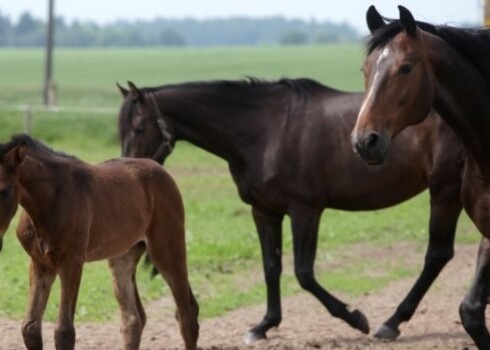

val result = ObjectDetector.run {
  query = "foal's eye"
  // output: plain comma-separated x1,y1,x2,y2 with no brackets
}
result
0,187,12,201
398,64,413,75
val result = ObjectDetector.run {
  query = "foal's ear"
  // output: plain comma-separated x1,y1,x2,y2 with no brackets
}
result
127,81,145,103
5,142,27,171
116,82,129,97
398,5,417,37
366,5,386,33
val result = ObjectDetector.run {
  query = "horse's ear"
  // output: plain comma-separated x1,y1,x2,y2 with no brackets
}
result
116,82,129,97
5,142,27,171
398,5,417,37
127,81,144,102
366,5,386,33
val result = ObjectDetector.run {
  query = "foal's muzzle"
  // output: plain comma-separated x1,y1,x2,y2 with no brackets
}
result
352,131,390,165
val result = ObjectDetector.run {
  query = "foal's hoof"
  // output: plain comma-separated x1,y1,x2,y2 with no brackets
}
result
351,309,370,334
373,324,400,340
243,331,266,345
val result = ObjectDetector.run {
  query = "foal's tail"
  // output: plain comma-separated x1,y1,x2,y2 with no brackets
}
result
143,253,159,277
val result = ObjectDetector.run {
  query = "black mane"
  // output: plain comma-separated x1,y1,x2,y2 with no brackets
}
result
0,134,79,161
367,20,490,82
118,77,334,141
144,77,328,96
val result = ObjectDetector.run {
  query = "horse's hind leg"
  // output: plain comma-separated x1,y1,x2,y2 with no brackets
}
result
146,226,199,350
460,237,490,350
108,241,147,350
375,180,462,339
290,205,369,334
22,259,56,350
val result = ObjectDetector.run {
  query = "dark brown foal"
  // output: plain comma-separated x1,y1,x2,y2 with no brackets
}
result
0,134,199,350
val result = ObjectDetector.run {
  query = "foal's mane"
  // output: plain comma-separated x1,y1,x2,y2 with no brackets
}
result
367,20,490,83
0,134,79,161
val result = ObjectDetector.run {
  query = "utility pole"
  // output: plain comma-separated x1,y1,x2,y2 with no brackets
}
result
485,0,490,26
43,0,55,106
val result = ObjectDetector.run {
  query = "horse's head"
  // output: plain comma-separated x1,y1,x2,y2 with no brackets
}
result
0,142,26,249
352,6,434,165
118,81,174,164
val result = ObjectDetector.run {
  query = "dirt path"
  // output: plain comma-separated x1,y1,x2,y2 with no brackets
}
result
0,243,484,349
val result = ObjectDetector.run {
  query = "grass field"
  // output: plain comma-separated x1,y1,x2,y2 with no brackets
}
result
0,44,480,324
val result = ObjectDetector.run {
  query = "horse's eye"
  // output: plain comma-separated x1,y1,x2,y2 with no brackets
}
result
134,125,144,134
398,64,413,75
0,187,12,201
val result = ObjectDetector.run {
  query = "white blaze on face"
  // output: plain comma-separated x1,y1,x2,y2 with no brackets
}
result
353,47,391,136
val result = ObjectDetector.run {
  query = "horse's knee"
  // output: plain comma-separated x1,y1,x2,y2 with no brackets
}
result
295,269,315,292
54,324,76,350
460,298,486,334
22,320,42,350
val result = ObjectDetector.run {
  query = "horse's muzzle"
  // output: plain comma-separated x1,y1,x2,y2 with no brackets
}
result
352,131,390,165
0,237,3,252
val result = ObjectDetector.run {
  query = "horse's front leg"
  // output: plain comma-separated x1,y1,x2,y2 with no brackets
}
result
244,206,284,344
22,259,56,350
460,237,490,350
290,205,369,334
54,260,83,350
108,241,147,350
375,179,462,339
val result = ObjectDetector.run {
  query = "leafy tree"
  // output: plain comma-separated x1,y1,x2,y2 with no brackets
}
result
158,28,186,46
280,30,308,45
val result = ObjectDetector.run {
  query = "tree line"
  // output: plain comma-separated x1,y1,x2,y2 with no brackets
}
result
0,10,360,47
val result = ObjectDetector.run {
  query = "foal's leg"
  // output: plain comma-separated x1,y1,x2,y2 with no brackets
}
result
375,180,462,339
108,241,147,350
146,225,199,350
245,206,284,343
54,260,83,350
290,205,369,334
460,237,490,350
22,259,56,350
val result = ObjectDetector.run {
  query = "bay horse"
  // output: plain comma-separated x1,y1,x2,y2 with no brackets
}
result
351,5,490,349
0,134,199,350
117,77,464,342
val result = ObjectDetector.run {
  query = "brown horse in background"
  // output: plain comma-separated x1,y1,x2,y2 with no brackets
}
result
117,78,464,342
0,134,198,350
351,6,490,350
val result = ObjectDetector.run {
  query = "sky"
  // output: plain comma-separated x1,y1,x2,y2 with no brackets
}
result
0,0,482,34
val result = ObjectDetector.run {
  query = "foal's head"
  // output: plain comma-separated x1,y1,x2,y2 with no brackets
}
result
118,82,174,164
352,6,435,164
0,139,26,244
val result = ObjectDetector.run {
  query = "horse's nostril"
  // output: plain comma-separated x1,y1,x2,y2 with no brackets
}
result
365,132,381,150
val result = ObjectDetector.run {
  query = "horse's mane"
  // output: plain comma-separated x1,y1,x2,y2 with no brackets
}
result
118,77,333,140
367,19,490,83
145,77,328,96
0,134,79,161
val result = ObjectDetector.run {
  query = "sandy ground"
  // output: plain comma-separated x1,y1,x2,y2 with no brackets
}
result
0,243,484,350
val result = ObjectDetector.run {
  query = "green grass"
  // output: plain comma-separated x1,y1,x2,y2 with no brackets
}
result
0,45,481,324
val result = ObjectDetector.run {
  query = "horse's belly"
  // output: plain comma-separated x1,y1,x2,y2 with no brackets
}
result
85,229,145,262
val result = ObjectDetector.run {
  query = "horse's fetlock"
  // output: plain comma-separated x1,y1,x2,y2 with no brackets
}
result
54,324,76,349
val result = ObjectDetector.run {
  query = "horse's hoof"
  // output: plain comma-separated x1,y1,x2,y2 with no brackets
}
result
243,331,265,345
351,309,370,334
373,324,400,340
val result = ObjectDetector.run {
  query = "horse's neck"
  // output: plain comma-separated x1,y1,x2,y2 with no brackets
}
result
431,48,490,175
17,155,63,220
161,90,266,165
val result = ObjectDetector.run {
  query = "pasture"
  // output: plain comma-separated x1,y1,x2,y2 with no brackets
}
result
0,44,479,328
